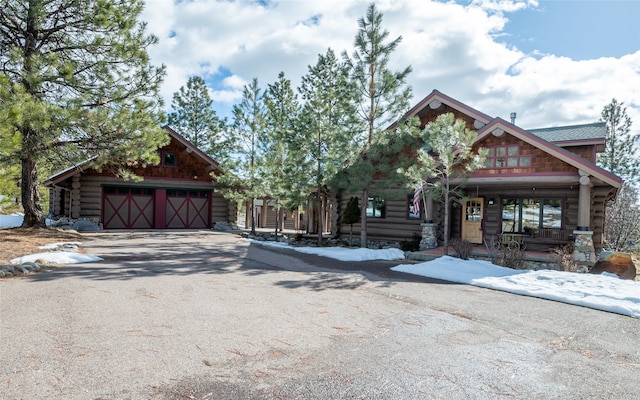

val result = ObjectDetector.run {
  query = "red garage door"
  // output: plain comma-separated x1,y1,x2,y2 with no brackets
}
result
165,190,211,229
103,187,155,229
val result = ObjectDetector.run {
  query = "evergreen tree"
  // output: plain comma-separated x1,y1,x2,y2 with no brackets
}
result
342,2,412,247
400,113,486,255
218,78,265,235
0,76,21,212
261,72,301,235
597,98,640,184
167,76,228,160
0,0,167,227
341,196,361,246
298,48,362,244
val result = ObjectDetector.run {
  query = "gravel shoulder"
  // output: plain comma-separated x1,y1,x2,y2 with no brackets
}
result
1,231,638,399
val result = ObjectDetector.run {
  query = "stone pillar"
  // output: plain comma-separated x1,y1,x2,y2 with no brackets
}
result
420,223,438,250
573,230,596,266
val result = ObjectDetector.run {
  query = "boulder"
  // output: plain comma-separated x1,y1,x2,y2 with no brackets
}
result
72,219,101,232
592,252,637,280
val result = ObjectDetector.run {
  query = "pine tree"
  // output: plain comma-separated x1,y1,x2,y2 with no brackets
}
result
261,72,301,235
341,196,361,246
218,78,265,235
167,76,228,160
298,48,362,244
0,0,167,227
597,98,640,184
400,113,486,255
342,2,412,247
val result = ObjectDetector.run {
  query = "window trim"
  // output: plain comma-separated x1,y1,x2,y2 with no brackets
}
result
366,196,385,218
501,197,564,233
407,194,421,220
482,145,531,169
161,151,177,167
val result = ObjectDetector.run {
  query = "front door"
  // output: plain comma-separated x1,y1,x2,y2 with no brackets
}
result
461,197,483,244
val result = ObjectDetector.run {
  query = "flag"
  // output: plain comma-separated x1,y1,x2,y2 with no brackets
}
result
413,187,421,215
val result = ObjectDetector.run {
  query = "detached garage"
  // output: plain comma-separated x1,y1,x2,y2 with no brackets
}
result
44,126,236,230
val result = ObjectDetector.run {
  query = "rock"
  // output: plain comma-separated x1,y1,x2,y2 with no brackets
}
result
72,219,101,232
592,252,636,279
21,262,39,272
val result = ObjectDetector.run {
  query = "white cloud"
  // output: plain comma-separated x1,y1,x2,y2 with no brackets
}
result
141,0,640,130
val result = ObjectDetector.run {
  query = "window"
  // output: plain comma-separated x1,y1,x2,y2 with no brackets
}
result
483,145,531,168
501,198,562,233
367,196,385,218
407,194,420,219
162,151,177,167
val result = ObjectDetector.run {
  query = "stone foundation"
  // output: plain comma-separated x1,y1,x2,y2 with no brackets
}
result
573,230,596,267
420,223,438,250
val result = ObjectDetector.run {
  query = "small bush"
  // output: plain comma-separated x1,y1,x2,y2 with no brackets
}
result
400,233,421,252
550,243,582,272
484,238,526,269
451,239,473,260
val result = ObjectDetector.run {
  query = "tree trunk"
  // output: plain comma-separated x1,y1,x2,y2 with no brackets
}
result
20,153,45,227
360,188,368,248
317,186,323,246
443,193,450,256
250,198,256,235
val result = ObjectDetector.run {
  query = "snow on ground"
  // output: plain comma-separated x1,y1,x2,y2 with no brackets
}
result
248,239,405,261
10,251,103,265
0,214,25,228
0,214,52,228
392,255,640,319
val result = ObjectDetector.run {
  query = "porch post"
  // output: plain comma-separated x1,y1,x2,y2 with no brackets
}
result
425,195,434,223
577,173,591,230
574,173,596,266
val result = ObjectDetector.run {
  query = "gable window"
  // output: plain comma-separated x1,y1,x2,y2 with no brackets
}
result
483,145,531,168
501,198,562,233
162,151,177,167
407,194,420,219
367,196,385,218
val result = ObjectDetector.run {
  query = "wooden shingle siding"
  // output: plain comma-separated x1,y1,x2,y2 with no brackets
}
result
473,135,576,175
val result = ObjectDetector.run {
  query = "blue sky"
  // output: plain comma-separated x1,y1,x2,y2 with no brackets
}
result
501,0,640,60
141,0,640,130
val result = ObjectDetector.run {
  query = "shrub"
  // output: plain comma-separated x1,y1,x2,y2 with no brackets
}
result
400,233,421,252
550,243,582,272
451,238,473,260
484,238,526,269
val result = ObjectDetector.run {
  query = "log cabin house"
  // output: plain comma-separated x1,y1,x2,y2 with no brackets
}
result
44,125,236,229
333,90,623,262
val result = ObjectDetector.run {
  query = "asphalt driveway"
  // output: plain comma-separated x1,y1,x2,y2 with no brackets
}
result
1,231,638,399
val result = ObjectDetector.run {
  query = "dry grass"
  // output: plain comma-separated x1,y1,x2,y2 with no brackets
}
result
0,227,85,264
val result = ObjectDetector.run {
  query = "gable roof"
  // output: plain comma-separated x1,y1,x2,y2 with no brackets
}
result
388,89,493,131
44,126,223,186
475,118,622,188
527,122,606,146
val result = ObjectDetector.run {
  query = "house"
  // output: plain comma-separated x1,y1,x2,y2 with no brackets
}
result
44,125,236,229
333,90,623,263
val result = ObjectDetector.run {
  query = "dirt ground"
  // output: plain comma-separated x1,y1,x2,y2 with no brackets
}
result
0,227,85,264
